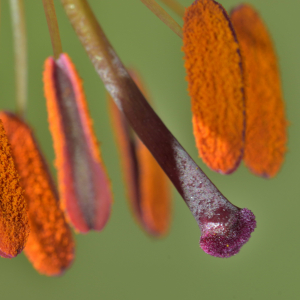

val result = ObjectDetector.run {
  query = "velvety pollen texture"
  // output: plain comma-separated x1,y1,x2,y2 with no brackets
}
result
0,119,29,258
0,112,74,276
183,0,245,174
43,53,112,233
231,5,287,178
109,71,171,236
200,208,256,258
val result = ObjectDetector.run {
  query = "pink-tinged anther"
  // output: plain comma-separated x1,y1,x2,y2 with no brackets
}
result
43,53,112,233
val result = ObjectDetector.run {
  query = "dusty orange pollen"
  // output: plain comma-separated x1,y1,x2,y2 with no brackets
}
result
0,112,74,276
0,119,29,258
231,4,287,178
183,0,245,174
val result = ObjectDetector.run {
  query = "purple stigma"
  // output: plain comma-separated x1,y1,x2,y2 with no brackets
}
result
200,208,256,258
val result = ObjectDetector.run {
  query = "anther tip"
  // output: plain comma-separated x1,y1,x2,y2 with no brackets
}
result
199,208,256,258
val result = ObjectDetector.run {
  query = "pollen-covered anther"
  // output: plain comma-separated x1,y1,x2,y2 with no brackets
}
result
0,111,74,276
183,0,245,174
43,53,112,233
230,4,287,178
0,119,29,258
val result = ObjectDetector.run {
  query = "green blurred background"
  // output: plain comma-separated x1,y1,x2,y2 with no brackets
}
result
0,0,299,299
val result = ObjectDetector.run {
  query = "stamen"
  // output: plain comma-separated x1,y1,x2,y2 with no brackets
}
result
230,4,287,178
61,0,256,257
109,71,171,236
160,0,185,18
42,0,63,59
0,112,74,276
140,0,183,38
43,53,112,233
183,0,245,174
9,0,27,118
0,119,29,258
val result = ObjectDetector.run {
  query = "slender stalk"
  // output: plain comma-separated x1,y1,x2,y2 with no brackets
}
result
42,0,63,59
9,0,27,118
140,0,183,38
160,0,185,18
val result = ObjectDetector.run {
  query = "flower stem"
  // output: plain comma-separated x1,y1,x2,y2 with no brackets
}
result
160,0,185,18
42,0,63,59
140,0,183,38
9,0,27,118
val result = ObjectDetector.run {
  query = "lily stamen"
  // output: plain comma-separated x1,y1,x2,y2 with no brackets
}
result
0,112,75,276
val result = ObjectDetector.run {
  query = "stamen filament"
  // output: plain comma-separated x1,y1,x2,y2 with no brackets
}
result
42,0,63,59
160,0,185,18
9,0,27,118
140,0,183,38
